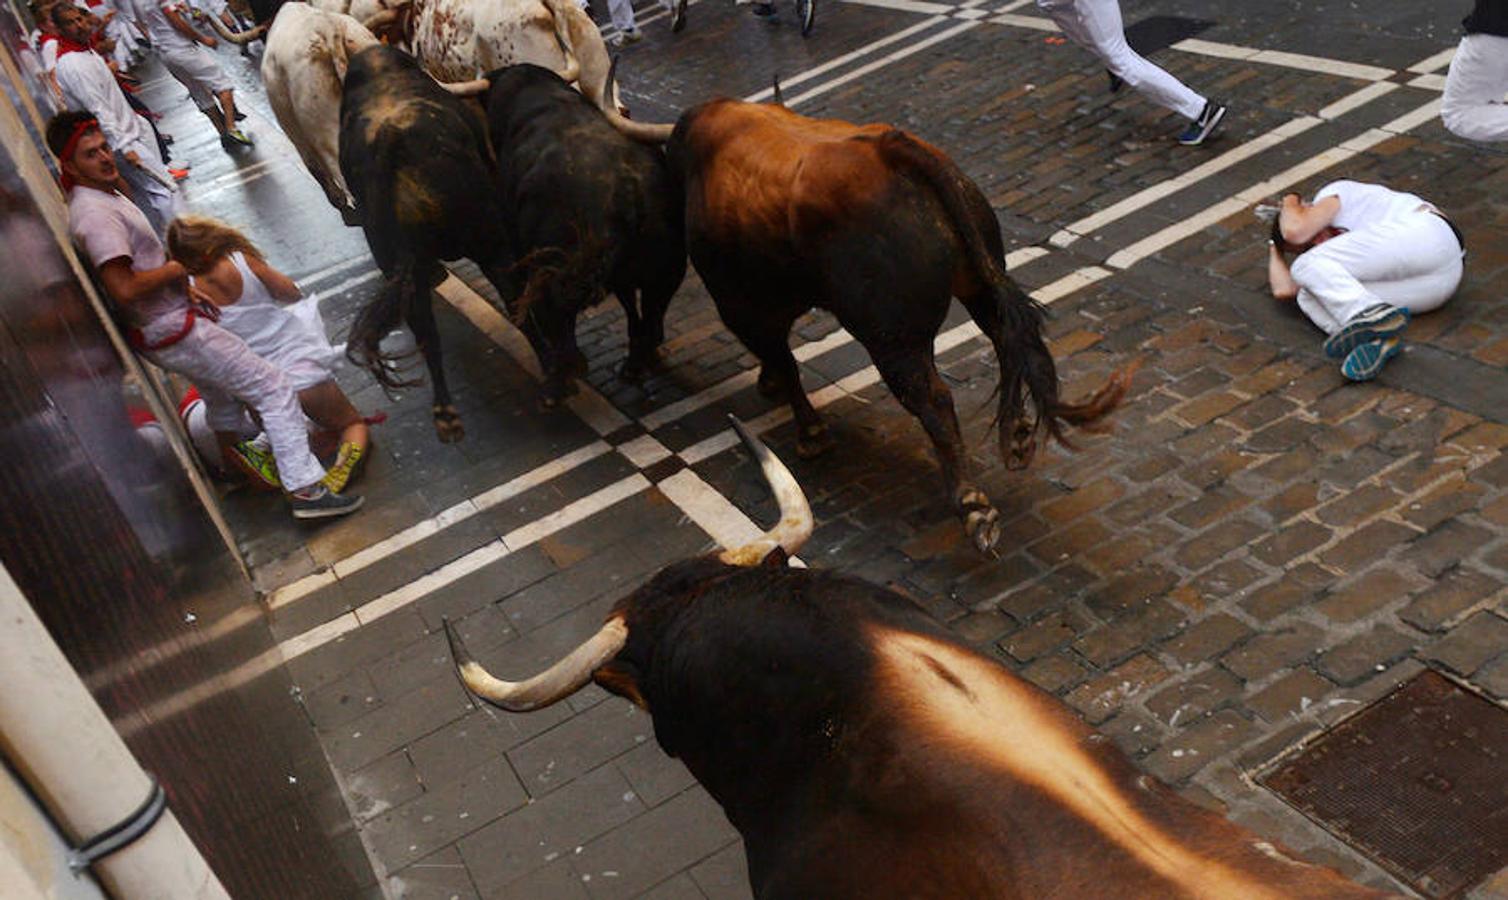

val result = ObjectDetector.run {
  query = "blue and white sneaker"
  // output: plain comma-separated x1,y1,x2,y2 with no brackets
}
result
1323,304,1411,359
1176,100,1227,146
1341,336,1402,382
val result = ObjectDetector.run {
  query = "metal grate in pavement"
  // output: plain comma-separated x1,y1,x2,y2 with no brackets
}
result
1260,670,1508,898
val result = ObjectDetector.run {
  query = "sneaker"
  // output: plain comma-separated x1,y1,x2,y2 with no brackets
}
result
1341,336,1402,382
1176,100,1227,146
320,442,365,495
610,26,643,46
222,128,254,147
1322,304,1411,359
290,483,364,519
670,0,688,33
796,0,815,35
229,439,280,489
168,166,190,181
1107,69,1123,93
751,2,776,17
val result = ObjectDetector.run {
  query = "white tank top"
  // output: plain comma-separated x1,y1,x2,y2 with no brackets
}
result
215,252,340,382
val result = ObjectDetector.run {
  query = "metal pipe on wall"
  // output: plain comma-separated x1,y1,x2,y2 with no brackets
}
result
0,562,231,900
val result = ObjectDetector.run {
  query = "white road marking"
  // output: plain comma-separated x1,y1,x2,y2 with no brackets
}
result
267,441,613,610
746,17,947,102
788,21,982,107
1408,47,1456,74
1317,82,1399,120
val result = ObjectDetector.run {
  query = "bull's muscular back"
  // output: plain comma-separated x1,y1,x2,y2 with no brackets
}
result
619,567,1391,899
678,101,956,251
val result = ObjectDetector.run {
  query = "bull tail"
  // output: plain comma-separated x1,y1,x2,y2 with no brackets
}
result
508,233,608,329
347,258,426,389
539,0,582,85
868,130,1131,468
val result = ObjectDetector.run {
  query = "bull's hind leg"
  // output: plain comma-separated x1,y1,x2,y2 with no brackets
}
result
722,308,830,457
618,281,675,381
871,346,1001,555
407,260,464,443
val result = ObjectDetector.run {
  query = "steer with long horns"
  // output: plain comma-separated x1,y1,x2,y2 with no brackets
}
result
446,418,1393,899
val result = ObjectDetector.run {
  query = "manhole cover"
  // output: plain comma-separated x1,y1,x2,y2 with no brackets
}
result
1260,671,1508,898
1123,15,1215,57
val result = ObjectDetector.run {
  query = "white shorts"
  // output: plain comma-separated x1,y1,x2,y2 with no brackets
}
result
159,44,233,109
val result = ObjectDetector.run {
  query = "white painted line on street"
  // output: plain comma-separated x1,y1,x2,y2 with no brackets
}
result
1107,97,1442,270
267,441,613,609
279,473,653,659
1049,115,1324,247
841,0,953,14
1408,47,1456,74
617,433,673,468
318,269,382,300
298,254,372,289
1171,39,1393,81
1408,73,1448,92
990,12,1054,30
789,21,981,107
745,17,947,102
1007,247,1050,268
657,469,805,566
1317,82,1399,120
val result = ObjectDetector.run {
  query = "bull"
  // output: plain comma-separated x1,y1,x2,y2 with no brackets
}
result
339,44,503,441
601,99,1130,555
483,63,686,406
444,418,1391,899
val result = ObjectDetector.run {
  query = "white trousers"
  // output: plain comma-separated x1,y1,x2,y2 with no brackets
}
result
1290,212,1463,336
1035,0,1205,120
148,318,326,490
158,44,233,110
608,0,635,33
1442,33,1508,144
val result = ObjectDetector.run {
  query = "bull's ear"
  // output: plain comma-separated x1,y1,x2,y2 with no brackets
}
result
760,546,788,568
594,661,649,711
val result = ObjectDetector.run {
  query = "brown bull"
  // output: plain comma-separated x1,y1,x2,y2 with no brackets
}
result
446,418,1394,899
635,99,1133,555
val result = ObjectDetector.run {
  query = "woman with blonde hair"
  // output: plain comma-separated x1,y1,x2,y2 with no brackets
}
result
167,214,368,492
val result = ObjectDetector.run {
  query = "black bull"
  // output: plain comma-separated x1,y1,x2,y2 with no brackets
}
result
444,421,1390,899
339,50,683,435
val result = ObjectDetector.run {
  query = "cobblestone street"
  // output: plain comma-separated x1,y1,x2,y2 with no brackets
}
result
142,0,1508,895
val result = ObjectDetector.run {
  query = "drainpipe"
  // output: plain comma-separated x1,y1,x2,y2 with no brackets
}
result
0,562,230,899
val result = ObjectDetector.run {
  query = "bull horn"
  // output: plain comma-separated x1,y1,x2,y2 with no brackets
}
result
718,415,813,565
443,615,628,711
207,17,265,44
772,73,784,106
439,77,490,97
599,53,674,143
362,9,398,33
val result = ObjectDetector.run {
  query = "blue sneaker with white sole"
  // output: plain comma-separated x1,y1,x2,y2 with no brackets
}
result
1341,336,1402,382
1323,304,1411,359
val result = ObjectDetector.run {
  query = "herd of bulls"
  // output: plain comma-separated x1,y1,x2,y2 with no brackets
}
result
235,7,1393,893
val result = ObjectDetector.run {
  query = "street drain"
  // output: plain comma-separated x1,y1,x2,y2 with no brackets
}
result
1259,670,1508,898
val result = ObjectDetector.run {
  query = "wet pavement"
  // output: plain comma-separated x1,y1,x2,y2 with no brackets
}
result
134,0,1508,896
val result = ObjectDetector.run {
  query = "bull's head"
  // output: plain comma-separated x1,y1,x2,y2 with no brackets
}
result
443,416,811,712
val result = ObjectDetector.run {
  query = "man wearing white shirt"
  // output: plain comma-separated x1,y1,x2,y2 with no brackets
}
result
52,2,179,234
136,0,251,146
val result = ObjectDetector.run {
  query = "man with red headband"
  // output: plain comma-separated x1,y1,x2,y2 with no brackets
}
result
49,111,362,519
52,3,179,235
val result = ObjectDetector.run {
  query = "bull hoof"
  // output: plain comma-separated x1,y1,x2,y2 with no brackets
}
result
619,350,660,383
795,423,832,459
958,488,1001,556
433,405,465,443
1006,422,1037,471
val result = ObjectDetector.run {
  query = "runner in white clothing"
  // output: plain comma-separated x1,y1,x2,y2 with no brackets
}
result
136,0,251,146
51,4,179,234
167,215,372,494
1034,0,1227,145
1442,0,1508,143
1267,179,1465,382
49,112,360,518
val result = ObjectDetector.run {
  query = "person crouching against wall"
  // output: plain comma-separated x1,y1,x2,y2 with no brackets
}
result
49,111,362,519
166,215,370,493
1265,179,1465,382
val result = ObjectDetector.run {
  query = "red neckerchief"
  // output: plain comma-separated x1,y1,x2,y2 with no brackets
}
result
54,35,94,58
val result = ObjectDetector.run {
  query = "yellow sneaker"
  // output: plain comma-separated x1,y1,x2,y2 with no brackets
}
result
321,442,365,494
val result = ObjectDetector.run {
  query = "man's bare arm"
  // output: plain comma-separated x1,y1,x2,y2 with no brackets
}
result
161,5,214,46
98,257,187,307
